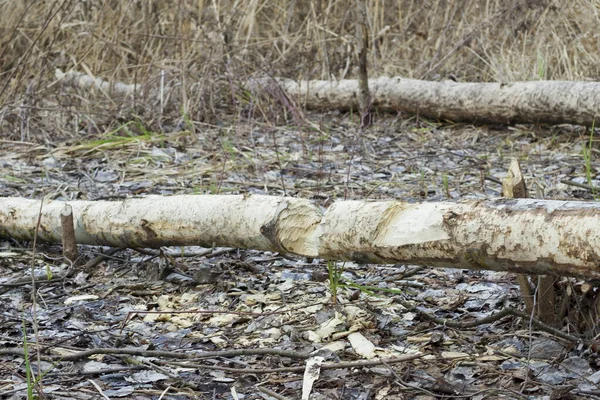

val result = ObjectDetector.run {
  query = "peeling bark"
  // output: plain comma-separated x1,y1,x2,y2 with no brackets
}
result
55,68,140,95
251,77,600,126
1,195,600,278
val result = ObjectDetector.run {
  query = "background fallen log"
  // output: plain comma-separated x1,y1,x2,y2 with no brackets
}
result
2,195,600,278
56,69,600,127
253,77,600,126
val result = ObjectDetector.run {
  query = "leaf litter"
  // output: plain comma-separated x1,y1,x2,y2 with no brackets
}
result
0,112,599,399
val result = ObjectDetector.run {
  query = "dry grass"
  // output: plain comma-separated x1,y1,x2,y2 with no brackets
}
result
1,0,600,141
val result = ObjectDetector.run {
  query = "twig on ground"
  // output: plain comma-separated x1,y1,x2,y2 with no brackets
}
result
133,247,235,258
88,379,111,400
395,299,586,345
560,179,600,192
258,386,293,400
484,175,503,185
78,248,123,273
165,353,424,374
0,248,124,295
45,366,145,377
384,266,425,282
0,346,312,362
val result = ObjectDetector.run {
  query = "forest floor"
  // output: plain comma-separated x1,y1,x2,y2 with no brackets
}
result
1,110,599,399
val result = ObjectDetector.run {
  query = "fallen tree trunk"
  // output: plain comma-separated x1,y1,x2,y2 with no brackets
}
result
1,195,600,278
55,68,140,96
253,77,600,126
55,69,600,127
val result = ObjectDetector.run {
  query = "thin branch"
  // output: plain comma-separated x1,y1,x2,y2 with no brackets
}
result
165,353,424,374
0,346,312,362
395,299,586,345
560,179,600,192
257,387,292,400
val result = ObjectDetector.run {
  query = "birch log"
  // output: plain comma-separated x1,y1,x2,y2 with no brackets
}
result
1,195,600,278
55,69,140,96
55,68,600,126
253,77,600,126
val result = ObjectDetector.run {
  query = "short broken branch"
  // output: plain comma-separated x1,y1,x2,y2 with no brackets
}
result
60,204,78,263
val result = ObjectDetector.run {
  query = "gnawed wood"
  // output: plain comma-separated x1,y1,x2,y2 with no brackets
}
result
502,159,529,199
1,195,600,278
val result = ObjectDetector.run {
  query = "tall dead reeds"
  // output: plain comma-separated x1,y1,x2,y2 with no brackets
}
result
1,0,599,140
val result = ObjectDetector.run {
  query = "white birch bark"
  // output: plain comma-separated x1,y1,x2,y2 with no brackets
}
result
1,195,600,278
56,68,600,126
55,68,140,96
252,77,600,126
